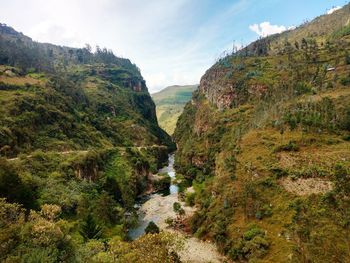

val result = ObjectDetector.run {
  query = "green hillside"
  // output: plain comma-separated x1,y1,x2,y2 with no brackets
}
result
174,4,350,262
152,85,197,134
0,24,176,262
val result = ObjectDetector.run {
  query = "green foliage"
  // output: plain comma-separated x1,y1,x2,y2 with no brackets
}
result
104,232,184,262
145,221,160,234
0,201,74,262
345,108,350,131
0,159,36,209
345,51,350,65
274,140,300,152
331,24,350,39
333,163,350,197
79,214,103,241
152,85,197,134
0,26,173,157
153,173,171,191
340,74,350,86
174,4,350,262
173,202,182,213
228,225,270,260
294,82,313,95
185,192,196,206
283,97,340,132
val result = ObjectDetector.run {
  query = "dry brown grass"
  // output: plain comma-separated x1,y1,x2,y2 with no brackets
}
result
281,177,333,196
0,75,41,86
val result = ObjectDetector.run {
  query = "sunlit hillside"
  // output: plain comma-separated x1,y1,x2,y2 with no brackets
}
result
152,85,198,134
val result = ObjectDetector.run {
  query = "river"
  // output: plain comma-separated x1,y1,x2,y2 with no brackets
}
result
128,154,178,239
128,154,226,262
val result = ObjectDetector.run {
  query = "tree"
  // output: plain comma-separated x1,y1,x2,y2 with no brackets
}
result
334,164,350,197
105,232,183,262
145,221,160,234
79,214,103,241
0,159,36,209
93,191,121,226
173,202,181,213
345,51,350,65
295,41,300,50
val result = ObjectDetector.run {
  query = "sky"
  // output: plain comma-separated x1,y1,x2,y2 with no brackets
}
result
0,0,348,93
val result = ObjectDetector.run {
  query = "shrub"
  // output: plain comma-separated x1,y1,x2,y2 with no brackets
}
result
274,141,300,152
344,108,350,131
345,51,350,65
333,164,350,197
0,159,36,209
185,192,196,206
165,217,174,227
79,214,103,241
343,134,350,141
228,225,270,260
340,75,350,86
154,174,171,191
145,221,160,234
294,82,313,95
173,202,182,213
255,204,273,219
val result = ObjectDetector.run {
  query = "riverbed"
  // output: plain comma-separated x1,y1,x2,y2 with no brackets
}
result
129,154,225,263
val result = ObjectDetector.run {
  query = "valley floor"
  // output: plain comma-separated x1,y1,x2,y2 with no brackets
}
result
140,192,226,263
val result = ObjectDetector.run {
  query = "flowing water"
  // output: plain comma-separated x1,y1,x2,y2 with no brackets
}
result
128,154,225,262
128,154,178,239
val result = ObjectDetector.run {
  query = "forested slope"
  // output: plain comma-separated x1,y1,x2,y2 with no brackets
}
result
174,4,350,262
0,24,178,262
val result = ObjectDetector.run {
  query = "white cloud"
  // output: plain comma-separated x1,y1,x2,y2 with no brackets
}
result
0,0,250,93
327,6,341,15
249,22,286,37
28,21,84,47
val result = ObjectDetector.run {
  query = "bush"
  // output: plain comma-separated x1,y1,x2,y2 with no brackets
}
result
270,166,289,178
79,214,103,241
154,173,171,191
185,192,196,206
345,51,350,65
145,221,160,234
255,204,273,219
344,108,350,131
165,217,174,227
173,202,182,213
340,75,350,86
274,141,300,152
294,82,313,95
228,225,270,260
0,159,36,209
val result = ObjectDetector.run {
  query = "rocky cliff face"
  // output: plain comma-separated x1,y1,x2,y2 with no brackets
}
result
199,63,269,110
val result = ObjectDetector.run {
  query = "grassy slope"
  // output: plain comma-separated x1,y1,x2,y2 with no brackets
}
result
0,25,174,261
152,85,197,134
174,4,350,262
0,25,173,157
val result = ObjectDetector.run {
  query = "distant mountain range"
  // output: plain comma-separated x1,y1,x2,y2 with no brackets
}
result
152,85,198,134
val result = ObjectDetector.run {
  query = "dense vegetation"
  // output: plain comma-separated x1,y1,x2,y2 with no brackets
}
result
0,23,173,157
174,4,350,262
0,23,178,262
152,85,197,134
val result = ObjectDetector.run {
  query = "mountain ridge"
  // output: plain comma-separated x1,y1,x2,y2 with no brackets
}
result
174,3,350,262
152,84,198,134
0,23,173,158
